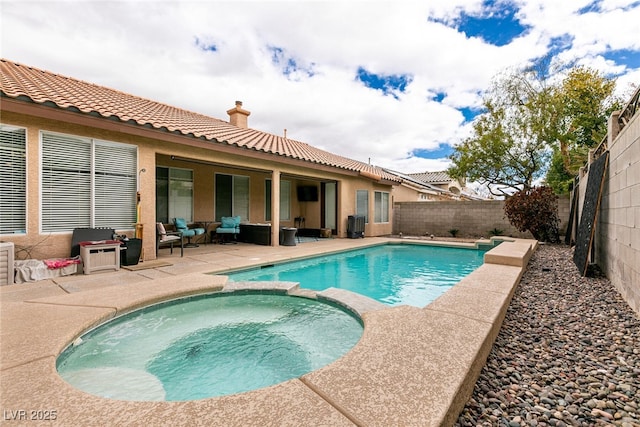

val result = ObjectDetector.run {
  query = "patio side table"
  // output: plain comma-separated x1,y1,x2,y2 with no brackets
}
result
80,240,121,274
281,227,298,246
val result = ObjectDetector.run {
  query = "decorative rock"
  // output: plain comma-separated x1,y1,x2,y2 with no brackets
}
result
591,408,614,420
456,245,640,427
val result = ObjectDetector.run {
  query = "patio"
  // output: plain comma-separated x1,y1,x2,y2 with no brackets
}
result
1,237,535,426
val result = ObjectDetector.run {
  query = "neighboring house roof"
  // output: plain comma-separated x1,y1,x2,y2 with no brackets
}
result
0,59,400,184
407,171,453,184
383,168,457,196
390,168,486,200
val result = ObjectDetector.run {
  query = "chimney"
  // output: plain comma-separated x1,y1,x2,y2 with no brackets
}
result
227,100,251,128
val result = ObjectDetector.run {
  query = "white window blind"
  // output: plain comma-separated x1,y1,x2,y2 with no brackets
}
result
356,190,369,223
280,180,291,220
168,168,194,222
374,191,389,223
215,173,250,221
0,125,27,234
95,141,137,228
324,182,337,230
232,175,250,221
42,133,92,231
265,179,291,221
41,132,137,232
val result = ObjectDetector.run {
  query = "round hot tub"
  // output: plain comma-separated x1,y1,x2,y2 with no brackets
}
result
57,292,363,401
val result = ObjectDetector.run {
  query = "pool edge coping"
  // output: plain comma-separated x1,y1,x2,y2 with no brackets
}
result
0,237,537,426
209,235,509,276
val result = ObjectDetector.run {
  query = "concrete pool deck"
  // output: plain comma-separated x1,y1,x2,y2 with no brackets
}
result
1,237,536,426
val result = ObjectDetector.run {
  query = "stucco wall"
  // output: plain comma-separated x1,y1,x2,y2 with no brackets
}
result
393,197,570,239
591,111,640,314
391,183,420,202
0,110,397,263
339,179,394,238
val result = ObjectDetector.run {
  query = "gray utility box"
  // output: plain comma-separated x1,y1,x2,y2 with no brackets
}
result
347,215,365,238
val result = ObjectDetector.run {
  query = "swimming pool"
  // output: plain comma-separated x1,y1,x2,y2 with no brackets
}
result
227,243,486,307
57,293,363,401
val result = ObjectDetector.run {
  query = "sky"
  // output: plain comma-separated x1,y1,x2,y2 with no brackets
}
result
1,0,639,174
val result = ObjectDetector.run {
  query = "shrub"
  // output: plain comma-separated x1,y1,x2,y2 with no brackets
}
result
448,228,459,237
503,186,560,242
488,227,504,236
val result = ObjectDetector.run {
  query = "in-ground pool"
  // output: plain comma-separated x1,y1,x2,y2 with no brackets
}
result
57,293,363,401
227,243,486,307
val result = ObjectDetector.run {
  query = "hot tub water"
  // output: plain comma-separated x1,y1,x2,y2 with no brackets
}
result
57,293,363,401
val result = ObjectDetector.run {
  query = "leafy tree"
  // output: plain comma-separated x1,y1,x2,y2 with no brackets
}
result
545,150,575,194
448,64,620,196
503,186,560,242
448,66,559,197
548,67,620,193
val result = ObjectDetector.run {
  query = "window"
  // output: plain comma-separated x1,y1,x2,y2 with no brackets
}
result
356,190,369,223
265,179,291,221
41,132,137,232
374,191,389,223
323,182,337,230
0,125,26,234
156,167,194,224
215,173,249,221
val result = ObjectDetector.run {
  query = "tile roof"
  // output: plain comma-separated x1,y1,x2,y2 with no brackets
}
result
408,171,453,184
384,169,452,193
389,169,485,200
0,59,399,183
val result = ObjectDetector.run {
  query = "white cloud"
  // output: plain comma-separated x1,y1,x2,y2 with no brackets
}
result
1,0,638,173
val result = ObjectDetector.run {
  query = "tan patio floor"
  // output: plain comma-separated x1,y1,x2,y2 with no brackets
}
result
0,236,536,426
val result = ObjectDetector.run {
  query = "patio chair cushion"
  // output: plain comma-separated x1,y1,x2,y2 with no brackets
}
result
216,227,238,234
156,222,184,256
215,216,241,242
173,218,204,237
220,216,241,229
157,223,180,242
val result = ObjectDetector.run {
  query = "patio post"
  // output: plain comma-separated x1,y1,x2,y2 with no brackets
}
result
271,169,281,246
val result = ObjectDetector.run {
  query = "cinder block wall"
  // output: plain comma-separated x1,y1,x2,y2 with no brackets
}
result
592,110,640,314
393,197,570,239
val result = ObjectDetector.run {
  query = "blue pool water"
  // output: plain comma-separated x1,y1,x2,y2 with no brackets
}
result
227,244,486,307
57,293,363,401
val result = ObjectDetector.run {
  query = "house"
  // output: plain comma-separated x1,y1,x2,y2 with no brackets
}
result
407,171,484,200
408,171,463,194
0,59,406,261
384,169,463,201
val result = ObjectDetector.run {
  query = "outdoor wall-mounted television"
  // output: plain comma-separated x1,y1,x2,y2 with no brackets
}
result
297,186,319,202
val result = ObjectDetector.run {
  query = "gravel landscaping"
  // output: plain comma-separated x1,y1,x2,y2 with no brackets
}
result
456,244,640,427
